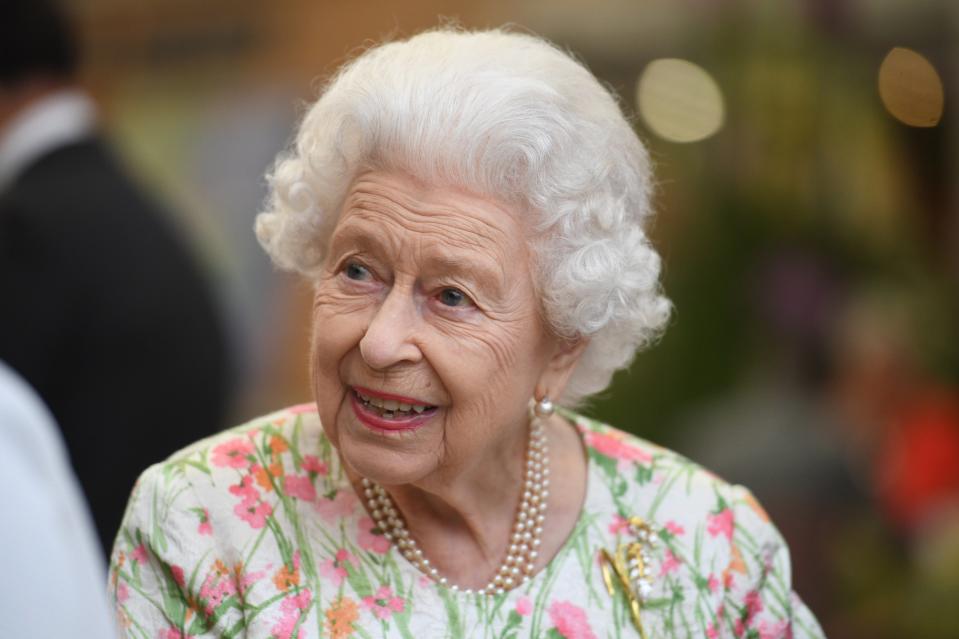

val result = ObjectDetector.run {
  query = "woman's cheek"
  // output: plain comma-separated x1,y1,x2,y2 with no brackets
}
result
313,281,376,315
310,289,368,385
309,330,350,449
450,319,525,374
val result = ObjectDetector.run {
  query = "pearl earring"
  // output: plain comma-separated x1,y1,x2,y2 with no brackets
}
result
534,396,554,418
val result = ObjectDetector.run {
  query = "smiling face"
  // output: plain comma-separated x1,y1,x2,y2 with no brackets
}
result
311,171,578,487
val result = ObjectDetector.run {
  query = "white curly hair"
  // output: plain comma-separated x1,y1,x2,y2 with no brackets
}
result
255,26,671,406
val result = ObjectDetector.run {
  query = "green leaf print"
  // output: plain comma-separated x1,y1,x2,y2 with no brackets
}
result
613,476,628,497
150,483,169,554
634,463,653,485
590,449,618,480
289,416,305,467
187,609,212,636
439,586,465,639
387,559,415,639
345,558,375,599
495,609,524,639
182,458,212,476
158,568,187,626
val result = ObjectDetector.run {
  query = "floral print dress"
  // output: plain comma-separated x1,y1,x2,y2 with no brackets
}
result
110,405,824,639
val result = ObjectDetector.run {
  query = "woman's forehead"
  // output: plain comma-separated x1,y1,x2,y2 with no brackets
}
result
333,171,528,256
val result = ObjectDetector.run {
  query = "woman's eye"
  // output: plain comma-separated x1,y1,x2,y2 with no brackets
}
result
438,288,471,308
344,262,371,281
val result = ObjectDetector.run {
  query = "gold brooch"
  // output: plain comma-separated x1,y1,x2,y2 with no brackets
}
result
600,516,658,639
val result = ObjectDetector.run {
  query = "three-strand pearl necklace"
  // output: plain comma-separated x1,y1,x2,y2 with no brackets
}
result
360,414,550,596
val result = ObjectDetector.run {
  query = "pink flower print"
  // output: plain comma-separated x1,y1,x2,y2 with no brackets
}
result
357,517,390,554
659,548,681,576
707,623,719,639
315,489,358,522
159,629,194,639
211,438,255,469
361,585,405,620
757,619,790,639
707,573,720,593
116,581,130,604
197,508,213,536
284,474,317,501
237,566,266,597
723,571,735,590
608,514,629,535
516,596,533,616
302,455,328,475
548,600,597,639
234,499,273,529
198,560,238,614
735,618,746,637
288,403,317,414
664,520,685,536
131,543,149,564
707,508,735,542
200,577,232,615
282,588,312,613
271,589,312,639
319,549,358,587
584,431,652,466
170,565,185,588
229,476,260,502
270,613,300,639
744,590,764,622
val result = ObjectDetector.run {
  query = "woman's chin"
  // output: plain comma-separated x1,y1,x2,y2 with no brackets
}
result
339,443,435,486
336,417,440,486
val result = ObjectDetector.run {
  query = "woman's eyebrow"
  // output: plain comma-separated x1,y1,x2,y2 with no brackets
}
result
424,252,506,299
327,223,395,258
328,218,509,298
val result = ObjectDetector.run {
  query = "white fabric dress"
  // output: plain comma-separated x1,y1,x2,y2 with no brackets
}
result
110,405,824,639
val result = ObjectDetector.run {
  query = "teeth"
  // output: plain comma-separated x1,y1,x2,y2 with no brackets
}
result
355,390,433,417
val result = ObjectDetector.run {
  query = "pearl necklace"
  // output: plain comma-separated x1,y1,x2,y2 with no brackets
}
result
360,414,549,596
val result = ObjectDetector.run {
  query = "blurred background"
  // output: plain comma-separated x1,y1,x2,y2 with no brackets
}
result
5,0,958,637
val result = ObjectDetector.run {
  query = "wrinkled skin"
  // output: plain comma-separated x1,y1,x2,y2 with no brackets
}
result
310,170,587,587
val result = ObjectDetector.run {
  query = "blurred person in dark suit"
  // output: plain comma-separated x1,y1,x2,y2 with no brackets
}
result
0,0,231,555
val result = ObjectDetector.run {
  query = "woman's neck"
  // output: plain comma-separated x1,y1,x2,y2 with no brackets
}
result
350,413,588,590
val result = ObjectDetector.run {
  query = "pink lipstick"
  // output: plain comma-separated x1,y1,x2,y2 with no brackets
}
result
350,386,438,432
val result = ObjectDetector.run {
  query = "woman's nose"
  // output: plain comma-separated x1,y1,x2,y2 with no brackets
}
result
359,286,422,370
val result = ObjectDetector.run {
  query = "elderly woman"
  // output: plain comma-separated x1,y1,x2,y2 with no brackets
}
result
110,28,823,639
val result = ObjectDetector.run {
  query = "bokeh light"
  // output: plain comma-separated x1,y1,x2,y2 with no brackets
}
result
878,47,944,127
636,58,725,143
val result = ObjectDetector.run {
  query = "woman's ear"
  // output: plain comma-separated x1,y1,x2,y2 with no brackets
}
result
535,337,589,402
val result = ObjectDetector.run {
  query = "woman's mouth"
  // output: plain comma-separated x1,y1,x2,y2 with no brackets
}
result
350,386,438,431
